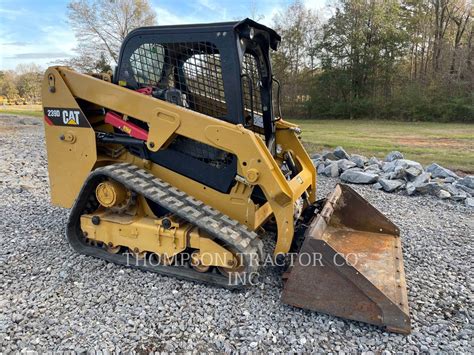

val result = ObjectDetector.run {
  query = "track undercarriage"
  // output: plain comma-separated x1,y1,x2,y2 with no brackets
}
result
68,163,263,288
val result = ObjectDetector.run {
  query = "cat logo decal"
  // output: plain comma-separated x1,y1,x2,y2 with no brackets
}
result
62,110,81,125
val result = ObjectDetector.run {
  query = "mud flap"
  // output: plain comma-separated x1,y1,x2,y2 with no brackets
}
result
281,184,411,334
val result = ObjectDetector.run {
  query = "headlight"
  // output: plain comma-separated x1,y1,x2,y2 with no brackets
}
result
249,27,255,40
276,144,283,155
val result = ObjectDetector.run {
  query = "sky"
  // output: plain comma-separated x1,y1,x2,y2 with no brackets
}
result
0,0,327,70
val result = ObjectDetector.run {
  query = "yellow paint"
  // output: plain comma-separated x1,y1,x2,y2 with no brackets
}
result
42,66,317,255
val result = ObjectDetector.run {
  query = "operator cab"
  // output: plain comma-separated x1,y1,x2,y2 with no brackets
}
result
116,19,281,153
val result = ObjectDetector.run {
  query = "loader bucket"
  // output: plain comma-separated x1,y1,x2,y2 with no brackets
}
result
282,184,411,334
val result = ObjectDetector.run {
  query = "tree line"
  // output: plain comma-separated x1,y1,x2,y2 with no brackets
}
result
273,0,473,122
0,0,156,104
1,0,472,122
0,64,42,104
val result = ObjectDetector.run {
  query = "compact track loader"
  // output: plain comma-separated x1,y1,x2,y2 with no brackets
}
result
42,19,410,333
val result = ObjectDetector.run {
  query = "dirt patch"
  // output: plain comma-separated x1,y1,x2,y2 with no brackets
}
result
1,104,42,110
0,126,18,133
0,114,42,130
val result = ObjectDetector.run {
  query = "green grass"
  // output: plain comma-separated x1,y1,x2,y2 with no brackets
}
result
293,119,474,173
1,107,472,172
0,105,43,118
0,109,43,118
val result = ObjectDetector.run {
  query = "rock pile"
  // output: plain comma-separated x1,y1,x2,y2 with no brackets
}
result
311,147,474,207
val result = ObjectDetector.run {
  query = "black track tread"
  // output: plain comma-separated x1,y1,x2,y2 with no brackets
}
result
67,163,263,288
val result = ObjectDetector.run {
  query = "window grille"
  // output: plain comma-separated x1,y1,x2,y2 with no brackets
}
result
130,43,165,86
128,42,227,119
242,52,263,123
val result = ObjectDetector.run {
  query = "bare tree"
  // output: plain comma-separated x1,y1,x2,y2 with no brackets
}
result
272,0,322,116
67,0,157,69
449,0,471,75
432,0,453,72
249,0,265,22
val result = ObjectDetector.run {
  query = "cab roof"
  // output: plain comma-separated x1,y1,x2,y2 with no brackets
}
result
128,18,281,50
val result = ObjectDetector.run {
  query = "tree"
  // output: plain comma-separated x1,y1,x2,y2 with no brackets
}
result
316,0,407,117
67,0,157,70
65,50,113,73
0,64,43,103
432,0,452,72
272,1,322,117
249,0,265,22
0,71,19,101
16,64,43,102
449,0,471,75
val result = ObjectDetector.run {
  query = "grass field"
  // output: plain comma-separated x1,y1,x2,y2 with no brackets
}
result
1,106,472,172
294,119,474,173
0,104,43,118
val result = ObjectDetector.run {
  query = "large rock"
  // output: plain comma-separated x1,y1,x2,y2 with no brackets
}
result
337,159,357,171
310,153,322,160
384,159,423,174
443,177,456,183
379,178,405,192
452,190,469,201
465,197,474,208
382,161,397,173
453,181,474,196
333,146,350,160
458,175,474,189
405,166,423,181
406,172,431,195
323,162,340,177
322,150,337,161
372,182,383,190
340,170,378,184
317,162,326,174
384,151,404,162
437,190,451,199
415,182,444,196
441,183,469,201
400,159,423,170
425,163,458,179
364,164,382,174
350,154,368,168
368,157,382,166
386,166,406,180
324,158,335,166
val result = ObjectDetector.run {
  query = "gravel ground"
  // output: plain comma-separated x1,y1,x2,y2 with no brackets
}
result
0,114,473,352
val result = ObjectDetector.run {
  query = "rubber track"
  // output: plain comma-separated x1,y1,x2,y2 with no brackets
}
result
66,162,263,289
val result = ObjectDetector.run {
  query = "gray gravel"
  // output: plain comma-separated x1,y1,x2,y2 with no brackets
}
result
1,114,473,352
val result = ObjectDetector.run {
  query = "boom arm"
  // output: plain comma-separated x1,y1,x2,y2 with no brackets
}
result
42,66,317,255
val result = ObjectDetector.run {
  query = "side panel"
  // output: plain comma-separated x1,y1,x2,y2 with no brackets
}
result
42,68,97,207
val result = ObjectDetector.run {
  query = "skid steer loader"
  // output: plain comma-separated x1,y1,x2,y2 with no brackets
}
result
41,19,410,333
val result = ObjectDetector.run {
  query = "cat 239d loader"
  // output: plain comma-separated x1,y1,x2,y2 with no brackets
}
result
42,19,411,333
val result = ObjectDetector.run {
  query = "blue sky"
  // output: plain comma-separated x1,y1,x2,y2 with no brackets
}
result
0,0,326,70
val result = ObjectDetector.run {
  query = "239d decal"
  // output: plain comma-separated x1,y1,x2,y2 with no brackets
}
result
43,107,90,127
